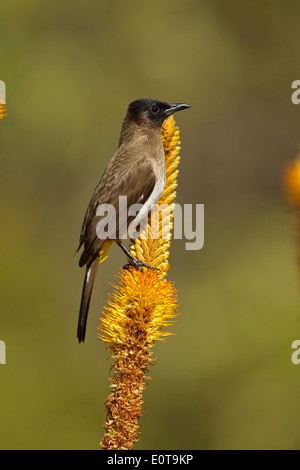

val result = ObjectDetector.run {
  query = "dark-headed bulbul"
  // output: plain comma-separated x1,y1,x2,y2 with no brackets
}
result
75,98,190,342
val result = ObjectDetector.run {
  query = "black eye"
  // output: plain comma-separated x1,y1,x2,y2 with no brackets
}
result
151,105,159,114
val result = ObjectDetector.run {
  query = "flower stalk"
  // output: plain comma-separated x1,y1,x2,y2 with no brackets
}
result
99,115,182,450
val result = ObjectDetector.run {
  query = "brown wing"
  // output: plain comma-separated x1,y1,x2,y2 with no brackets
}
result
77,156,156,268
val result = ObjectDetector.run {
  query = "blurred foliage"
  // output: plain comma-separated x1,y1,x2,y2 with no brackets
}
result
1,0,300,449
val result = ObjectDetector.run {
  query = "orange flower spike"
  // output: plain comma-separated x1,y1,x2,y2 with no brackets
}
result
284,156,300,206
99,115,182,450
0,104,7,119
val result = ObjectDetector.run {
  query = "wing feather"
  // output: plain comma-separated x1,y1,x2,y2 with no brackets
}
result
78,156,156,267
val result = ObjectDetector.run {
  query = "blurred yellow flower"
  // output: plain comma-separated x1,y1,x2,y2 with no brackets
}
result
284,155,300,206
0,104,7,120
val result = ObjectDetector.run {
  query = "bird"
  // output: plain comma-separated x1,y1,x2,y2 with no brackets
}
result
75,98,190,343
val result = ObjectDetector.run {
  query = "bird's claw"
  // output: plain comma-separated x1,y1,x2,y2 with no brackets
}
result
123,259,160,272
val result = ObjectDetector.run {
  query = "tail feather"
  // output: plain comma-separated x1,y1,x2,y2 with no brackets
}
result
77,259,99,343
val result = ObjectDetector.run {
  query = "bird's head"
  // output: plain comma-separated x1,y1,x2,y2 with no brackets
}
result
127,99,190,127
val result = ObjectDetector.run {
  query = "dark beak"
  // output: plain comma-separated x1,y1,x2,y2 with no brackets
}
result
164,103,190,117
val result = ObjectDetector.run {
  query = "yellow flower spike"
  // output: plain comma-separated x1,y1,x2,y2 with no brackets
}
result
99,115,182,450
283,146,300,287
0,104,7,119
284,154,300,206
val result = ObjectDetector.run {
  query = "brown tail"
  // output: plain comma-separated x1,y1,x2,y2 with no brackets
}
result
77,259,99,343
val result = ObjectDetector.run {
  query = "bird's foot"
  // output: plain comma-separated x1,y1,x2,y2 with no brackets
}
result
123,259,160,272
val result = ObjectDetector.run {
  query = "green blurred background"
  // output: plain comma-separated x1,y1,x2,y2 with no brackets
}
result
1,0,300,450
